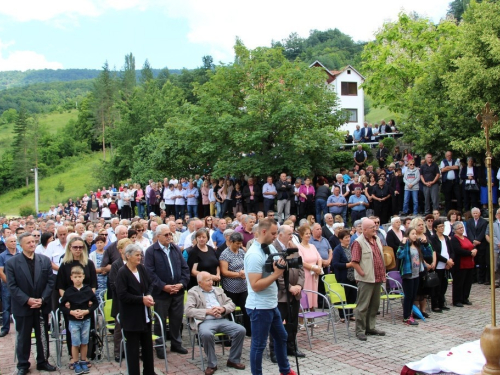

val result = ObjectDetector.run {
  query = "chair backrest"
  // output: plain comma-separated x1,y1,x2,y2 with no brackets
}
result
327,283,347,304
300,290,310,310
322,274,337,290
101,300,115,323
387,271,403,290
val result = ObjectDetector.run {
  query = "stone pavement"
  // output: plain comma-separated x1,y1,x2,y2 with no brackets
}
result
0,283,498,375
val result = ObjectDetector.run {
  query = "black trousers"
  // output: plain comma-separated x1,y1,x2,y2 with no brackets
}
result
263,198,275,214
442,180,461,213
124,325,155,375
351,209,366,223
154,293,184,348
121,205,132,220
166,204,176,217
477,247,491,283
431,269,449,309
452,268,474,304
246,201,258,214
269,298,300,351
15,311,50,370
224,290,251,336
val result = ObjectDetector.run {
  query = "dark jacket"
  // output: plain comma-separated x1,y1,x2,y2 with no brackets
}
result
100,241,120,268
115,264,154,331
86,199,101,216
6,253,55,316
466,217,488,251
60,285,98,320
144,241,190,299
460,166,480,187
332,244,350,283
430,234,453,265
109,258,125,317
376,147,389,162
242,184,261,204
274,240,305,301
56,260,98,292
275,180,294,201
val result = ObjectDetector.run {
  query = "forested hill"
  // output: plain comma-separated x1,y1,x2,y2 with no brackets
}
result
0,68,182,90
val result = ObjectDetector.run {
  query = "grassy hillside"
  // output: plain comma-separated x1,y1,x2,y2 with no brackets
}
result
0,110,78,157
365,106,398,125
0,153,100,217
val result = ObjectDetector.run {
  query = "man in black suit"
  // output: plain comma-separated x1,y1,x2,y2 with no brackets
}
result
145,224,190,358
242,178,261,214
467,207,490,285
6,232,56,375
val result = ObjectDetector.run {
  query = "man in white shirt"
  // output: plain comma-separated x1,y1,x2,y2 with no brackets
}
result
107,218,120,243
45,225,68,311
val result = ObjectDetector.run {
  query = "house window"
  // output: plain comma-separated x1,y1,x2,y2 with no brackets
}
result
341,82,357,96
344,109,358,123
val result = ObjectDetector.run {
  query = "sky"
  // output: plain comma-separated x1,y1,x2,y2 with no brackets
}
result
0,0,451,72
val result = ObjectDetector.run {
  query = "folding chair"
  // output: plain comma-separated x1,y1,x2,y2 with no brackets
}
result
186,314,233,371
98,299,115,361
298,289,336,348
325,283,358,338
117,311,168,373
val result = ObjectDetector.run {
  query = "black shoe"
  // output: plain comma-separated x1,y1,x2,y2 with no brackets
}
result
170,346,188,355
454,303,464,307
156,349,165,359
114,356,120,363
270,351,277,363
432,308,443,313
36,363,57,372
464,301,472,306
441,306,450,311
422,312,430,319
477,281,484,285
0,331,8,337
484,282,491,286
288,348,306,358
17,369,29,375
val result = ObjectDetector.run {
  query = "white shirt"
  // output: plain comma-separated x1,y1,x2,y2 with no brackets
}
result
440,158,460,181
45,239,66,274
436,237,450,269
163,188,176,204
174,188,185,205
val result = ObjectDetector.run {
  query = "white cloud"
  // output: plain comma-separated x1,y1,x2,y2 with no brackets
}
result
159,0,451,64
0,40,63,71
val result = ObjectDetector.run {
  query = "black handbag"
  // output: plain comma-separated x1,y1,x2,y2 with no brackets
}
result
424,271,440,288
465,183,479,192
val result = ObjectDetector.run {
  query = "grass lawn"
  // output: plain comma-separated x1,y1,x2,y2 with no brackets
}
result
365,106,397,124
0,153,100,217
0,110,78,157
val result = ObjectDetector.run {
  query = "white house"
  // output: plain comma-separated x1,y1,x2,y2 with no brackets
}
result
310,60,365,135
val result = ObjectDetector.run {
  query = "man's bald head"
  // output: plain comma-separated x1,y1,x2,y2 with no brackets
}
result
361,218,376,237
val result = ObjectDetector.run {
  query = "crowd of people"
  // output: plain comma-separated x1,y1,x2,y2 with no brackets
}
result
1,147,500,375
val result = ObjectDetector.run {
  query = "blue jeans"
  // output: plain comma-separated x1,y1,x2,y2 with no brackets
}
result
69,318,91,346
187,205,197,218
246,307,290,375
137,202,145,218
403,190,418,215
315,198,327,225
1,284,10,333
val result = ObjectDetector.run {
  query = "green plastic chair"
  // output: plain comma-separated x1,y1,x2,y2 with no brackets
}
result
325,283,358,338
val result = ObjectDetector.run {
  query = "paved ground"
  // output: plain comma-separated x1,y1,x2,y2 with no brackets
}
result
0,283,498,375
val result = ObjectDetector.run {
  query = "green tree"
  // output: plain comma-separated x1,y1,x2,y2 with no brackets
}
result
12,107,31,187
141,59,154,84
361,12,445,114
93,61,118,160
446,0,500,157
122,53,136,95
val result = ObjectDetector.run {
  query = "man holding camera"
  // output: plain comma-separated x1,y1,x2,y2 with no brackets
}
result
268,225,305,363
244,218,297,375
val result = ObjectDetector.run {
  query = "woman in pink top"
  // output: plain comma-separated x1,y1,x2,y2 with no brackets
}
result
299,177,315,219
297,225,322,308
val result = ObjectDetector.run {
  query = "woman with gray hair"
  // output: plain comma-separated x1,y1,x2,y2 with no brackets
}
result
450,221,477,307
115,244,155,375
219,232,250,334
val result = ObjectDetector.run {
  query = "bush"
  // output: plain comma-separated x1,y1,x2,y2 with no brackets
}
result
19,205,37,217
55,180,65,193
381,137,396,152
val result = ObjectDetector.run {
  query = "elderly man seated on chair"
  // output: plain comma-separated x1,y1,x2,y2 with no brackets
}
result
185,271,246,375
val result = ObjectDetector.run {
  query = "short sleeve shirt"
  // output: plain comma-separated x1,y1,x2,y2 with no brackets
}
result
309,237,330,260
219,248,247,293
420,162,440,182
244,240,278,309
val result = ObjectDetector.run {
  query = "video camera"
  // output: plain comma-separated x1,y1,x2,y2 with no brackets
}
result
263,246,303,273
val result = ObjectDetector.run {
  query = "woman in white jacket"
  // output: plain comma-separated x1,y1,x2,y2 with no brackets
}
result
403,160,420,215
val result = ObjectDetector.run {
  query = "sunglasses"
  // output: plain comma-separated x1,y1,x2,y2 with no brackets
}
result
71,246,85,250
136,229,144,232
